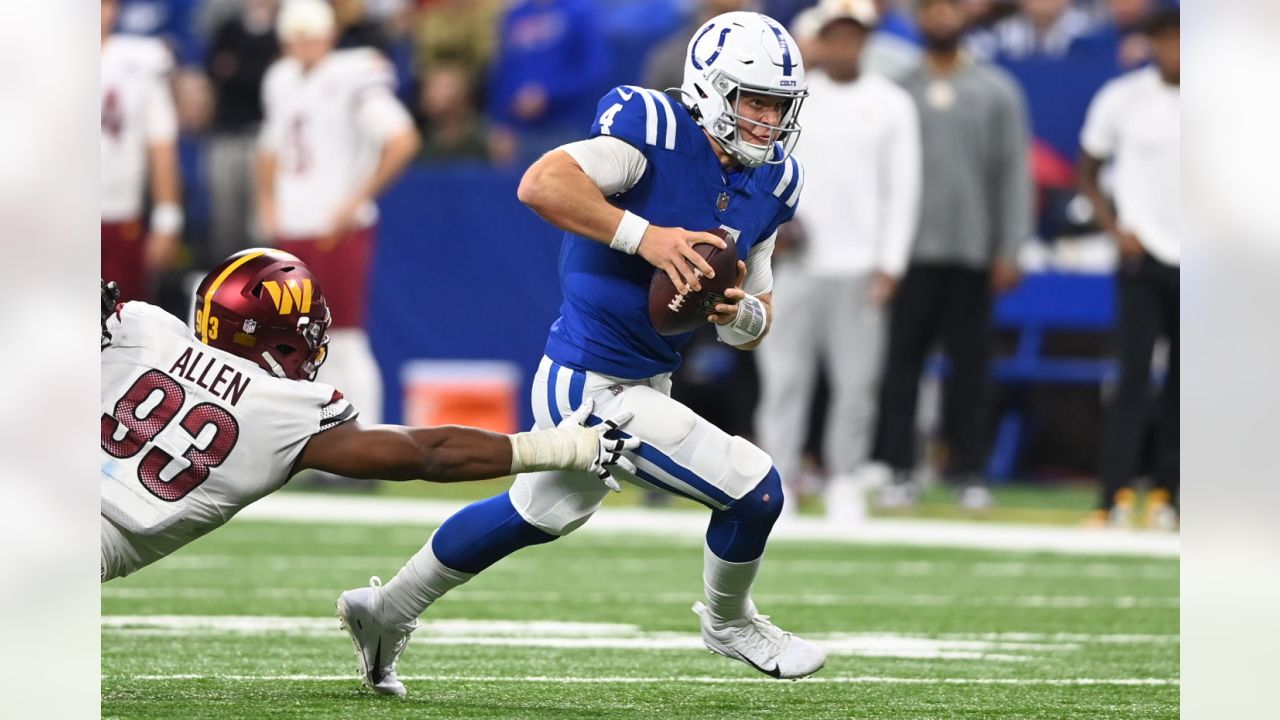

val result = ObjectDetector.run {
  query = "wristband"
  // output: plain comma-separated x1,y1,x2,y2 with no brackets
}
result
715,293,767,346
150,203,184,235
610,210,648,254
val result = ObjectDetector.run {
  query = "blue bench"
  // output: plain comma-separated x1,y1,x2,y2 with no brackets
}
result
927,272,1116,481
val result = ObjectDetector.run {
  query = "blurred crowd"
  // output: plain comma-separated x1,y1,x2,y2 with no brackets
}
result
108,0,1169,252
102,0,1179,527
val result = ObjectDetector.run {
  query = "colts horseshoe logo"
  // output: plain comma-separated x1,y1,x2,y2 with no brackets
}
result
690,24,732,70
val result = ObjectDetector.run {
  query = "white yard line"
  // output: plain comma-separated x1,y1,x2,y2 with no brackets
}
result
238,493,1180,557
111,673,1179,687
100,615,1175,663
156,554,1178,579
101,587,1179,609
99,615,1179,644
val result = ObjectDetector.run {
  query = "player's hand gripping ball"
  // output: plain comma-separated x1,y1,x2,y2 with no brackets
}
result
648,228,739,336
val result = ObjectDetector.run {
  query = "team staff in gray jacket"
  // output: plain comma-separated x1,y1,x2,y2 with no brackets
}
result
873,0,1033,510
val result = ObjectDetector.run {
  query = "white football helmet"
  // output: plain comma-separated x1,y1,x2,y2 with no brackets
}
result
680,11,808,168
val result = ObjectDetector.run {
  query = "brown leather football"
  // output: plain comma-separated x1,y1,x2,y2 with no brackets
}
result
648,228,739,336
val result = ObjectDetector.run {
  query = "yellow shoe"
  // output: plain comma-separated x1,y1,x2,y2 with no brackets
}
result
1109,488,1136,528
1143,489,1179,531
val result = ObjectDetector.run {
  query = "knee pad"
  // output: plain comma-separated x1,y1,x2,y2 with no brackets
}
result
509,471,609,536
706,467,784,563
728,467,785,525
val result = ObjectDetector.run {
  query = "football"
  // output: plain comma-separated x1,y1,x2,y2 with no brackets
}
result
648,228,739,336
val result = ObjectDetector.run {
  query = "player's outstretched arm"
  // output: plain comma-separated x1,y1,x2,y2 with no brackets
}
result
517,149,726,294
293,400,638,485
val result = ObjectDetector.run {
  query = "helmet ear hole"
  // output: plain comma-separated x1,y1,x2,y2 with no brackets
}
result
274,344,297,356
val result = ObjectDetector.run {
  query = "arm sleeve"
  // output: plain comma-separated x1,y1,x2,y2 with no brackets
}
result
356,87,414,142
878,92,921,277
559,136,649,196
743,231,776,297
991,82,1034,263
143,75,178,144
1080,80,1121,159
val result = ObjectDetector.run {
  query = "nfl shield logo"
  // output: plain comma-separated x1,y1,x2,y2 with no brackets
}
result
716,192,730,211
243,319,257,334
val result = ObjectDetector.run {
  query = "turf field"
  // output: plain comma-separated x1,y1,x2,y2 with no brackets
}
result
102,515,1179,719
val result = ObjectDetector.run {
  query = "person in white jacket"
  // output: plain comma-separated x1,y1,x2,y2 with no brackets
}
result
756,0,921,522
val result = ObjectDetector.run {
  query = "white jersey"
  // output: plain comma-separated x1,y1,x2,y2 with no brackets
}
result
1080,66,1181,266
101,35,178,222
791,71,921,278
260,48,414,238
100,302,357,579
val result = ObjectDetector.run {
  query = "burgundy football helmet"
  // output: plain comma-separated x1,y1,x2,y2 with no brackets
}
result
193,249,331,381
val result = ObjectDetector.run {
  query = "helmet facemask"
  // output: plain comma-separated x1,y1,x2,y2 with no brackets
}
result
702,72,807,168
295,304,331,382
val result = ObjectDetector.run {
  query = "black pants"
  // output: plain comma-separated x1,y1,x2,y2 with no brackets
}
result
1098,253,1179,509
874,264,992,477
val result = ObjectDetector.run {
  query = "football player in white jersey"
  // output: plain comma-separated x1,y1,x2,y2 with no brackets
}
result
101,249,637,583
100,0,182,302
256,0,420,429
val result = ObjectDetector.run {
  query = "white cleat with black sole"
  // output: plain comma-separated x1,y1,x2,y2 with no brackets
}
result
336,577,417,697
692,601,827,680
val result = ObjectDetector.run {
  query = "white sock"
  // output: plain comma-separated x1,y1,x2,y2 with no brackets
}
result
702,543,762,626
378,533,474,626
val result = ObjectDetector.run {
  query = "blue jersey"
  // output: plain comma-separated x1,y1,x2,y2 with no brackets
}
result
543,86,805,379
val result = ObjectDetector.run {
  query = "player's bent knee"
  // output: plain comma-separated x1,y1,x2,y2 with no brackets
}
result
732,466,785,524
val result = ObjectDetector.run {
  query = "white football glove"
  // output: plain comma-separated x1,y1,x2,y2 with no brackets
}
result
508,398,639,491
564,398,638,492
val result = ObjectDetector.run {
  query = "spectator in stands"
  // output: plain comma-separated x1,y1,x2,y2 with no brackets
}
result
205,0,280,262
1074,0,1157,71
487,0,608,166
411,0,503,84
333,0,392,53
118,0,205,66
967,0,1098,61
873,0,1032,510
645,0,755,94
791,0,922,80
757,0,920,523
415,61,493,165
1078,6,1179,529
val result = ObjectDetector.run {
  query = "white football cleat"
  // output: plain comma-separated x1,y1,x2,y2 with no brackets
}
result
336,577,417,697
692,601,827,680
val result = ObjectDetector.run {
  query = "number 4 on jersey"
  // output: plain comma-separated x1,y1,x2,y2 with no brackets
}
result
598,103,624,136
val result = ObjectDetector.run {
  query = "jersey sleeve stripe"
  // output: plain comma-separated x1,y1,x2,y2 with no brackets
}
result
772,156,795,199
319,401,358,430
784,160,805,208
647,89,678,150
626,85,659,147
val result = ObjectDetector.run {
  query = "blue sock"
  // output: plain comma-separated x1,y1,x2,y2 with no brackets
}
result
705,468,784,563
430,492,556,574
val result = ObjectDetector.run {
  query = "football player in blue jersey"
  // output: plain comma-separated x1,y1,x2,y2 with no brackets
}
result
336,12,825,695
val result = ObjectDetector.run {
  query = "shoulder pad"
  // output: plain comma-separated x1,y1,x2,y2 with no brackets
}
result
590,86,680,151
